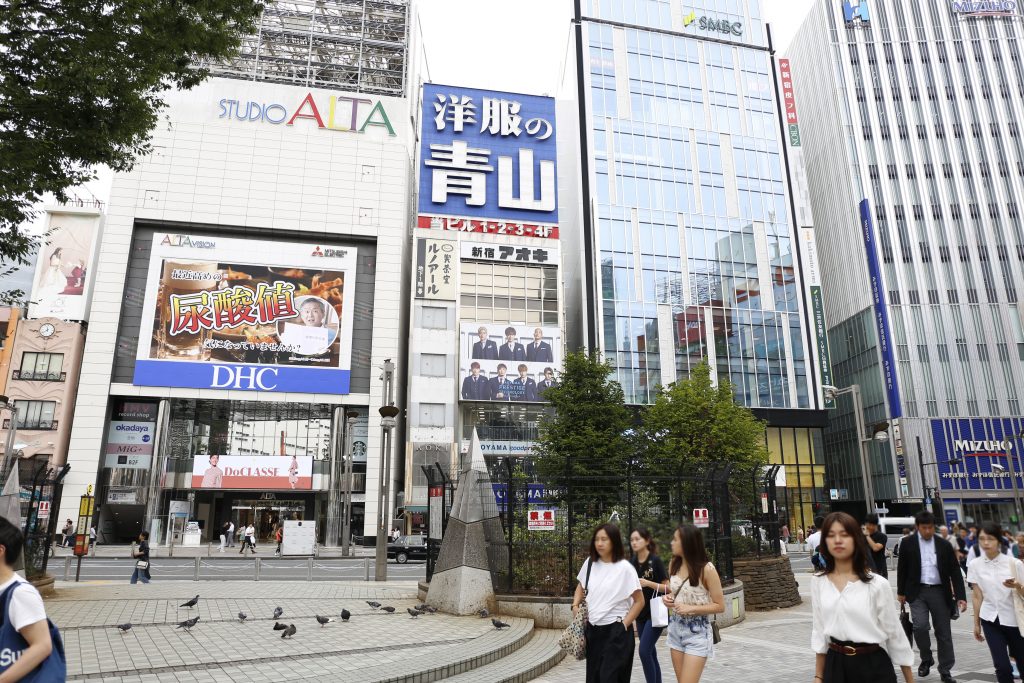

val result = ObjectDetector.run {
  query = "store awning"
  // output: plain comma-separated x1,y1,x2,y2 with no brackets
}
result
402,506,428,513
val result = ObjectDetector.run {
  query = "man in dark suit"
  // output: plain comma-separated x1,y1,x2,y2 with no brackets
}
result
471,326,498,360
897,510,967,683
498,327,526,361
489,364,513,401
461,362,490,400
536,367,556,400
510,364,537,402
525,327,553,363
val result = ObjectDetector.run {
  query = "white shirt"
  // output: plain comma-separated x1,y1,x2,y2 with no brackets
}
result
245,525,255,538
966,551,1024,626
577,559,641,626
806,531,821,553
810,573,913,667
0,576,47,632
919,535,941,585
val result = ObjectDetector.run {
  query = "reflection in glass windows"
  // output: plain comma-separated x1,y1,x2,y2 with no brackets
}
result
459,262,559,325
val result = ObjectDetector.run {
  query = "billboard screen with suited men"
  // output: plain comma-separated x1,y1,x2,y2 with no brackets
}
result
459,323,562,402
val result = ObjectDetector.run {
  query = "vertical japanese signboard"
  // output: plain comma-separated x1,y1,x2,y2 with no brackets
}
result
417,84,558,239
860,199,902,418
415,238,457,300
779,59,800,147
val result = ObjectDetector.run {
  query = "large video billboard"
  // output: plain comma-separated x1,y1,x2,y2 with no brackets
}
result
134,233,357,394
191,455,313,490
417,84,558,238
29,210,101,321
459,323,561,402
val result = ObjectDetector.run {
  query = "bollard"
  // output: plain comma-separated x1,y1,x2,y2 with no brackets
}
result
194,557,200,581
255,556,261,581
207,542,212,557
364,557,370,582
307,557,313,582
63,557,70,582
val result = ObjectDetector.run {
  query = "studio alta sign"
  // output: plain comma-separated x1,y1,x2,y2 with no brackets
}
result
218,92,396,135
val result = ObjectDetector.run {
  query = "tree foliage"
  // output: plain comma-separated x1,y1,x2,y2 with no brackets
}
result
534,350,633,491
641,362,769,480
0,0,264,301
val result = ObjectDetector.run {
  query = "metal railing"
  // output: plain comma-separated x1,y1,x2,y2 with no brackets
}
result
11,371,66,382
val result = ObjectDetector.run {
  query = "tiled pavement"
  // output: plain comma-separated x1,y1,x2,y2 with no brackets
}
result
536,572,1003,683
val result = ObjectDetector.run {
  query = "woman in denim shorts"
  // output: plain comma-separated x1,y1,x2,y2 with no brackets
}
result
662,524,725,683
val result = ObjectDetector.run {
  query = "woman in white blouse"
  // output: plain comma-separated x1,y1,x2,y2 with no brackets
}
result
967,522,1024,683
811,511,914,683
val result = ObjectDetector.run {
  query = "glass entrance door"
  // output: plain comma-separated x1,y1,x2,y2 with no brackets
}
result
232,499,306,541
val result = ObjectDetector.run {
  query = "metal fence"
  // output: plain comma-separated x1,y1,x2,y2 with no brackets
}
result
22,464,69,580
732,465,784,560
482,456,736,597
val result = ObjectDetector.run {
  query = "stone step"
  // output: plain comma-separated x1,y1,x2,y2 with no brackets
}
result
441,629,567,683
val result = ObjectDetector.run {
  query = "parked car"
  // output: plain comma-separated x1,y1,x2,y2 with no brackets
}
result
387,534,427,563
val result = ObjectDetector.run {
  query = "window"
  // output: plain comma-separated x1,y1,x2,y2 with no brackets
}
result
17,352,63,381
15,401,56,430
459,262,558,325
420,354,446,377
418,403,445,427
421,307,448,330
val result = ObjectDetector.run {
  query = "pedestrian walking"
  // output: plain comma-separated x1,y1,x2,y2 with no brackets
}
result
88,525,97,548
629,527,668,683
781,524,791,544
897,510,967,683
236,523,245,548
863,514,888,578
130,531,151,584
807,516,825,570
61,520,73,548
227,520,235,547
239,524,256,554
967,522,1024,683
274,525,283,557
570,523,643,683
220,521,229,552
810,512,913,683
662,524,725,683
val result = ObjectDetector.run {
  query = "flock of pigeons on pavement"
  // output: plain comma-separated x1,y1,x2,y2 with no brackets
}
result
113,595,511,638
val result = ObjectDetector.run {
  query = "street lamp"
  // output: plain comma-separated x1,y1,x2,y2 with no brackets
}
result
374,360,399,582
822,385,890,515
340,409,359,557
919,457,962,518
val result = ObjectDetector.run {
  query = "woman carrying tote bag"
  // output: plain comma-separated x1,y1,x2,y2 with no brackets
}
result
969,521,1024,683
630,527,669,683
570,523,644,683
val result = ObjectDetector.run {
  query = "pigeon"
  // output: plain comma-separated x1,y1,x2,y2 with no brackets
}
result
272,622,287,631
340,609,351,622
380,606,395,614
407,608,423,619
422,606,438,614
492,618,510,630
272,606,283,620
366,601,382,610
115,623,132,633
180,595,200,609
414,603,429,611
281,623,296,639
176,616,200,631
477,609,489,619
237,612,248,623
316,615,335,627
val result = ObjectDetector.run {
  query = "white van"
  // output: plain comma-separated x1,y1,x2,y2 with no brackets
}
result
877,517,917,552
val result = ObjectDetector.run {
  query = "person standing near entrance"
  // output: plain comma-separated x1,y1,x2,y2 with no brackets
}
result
220,521,229,552
897,510,967,683
274,525,283,557
130,531,151,584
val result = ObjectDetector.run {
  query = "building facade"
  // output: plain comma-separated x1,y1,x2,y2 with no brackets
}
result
565,0,830,531
57,0,418,545
789,0,1024,524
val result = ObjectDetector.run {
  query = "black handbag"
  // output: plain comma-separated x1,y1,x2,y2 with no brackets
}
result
899,603,913,645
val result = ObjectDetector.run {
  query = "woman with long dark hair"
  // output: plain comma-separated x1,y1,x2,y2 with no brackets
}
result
630,527,668,683
968,522,1024,683
571,523,644,682
661,524,725,683
811,511,913,683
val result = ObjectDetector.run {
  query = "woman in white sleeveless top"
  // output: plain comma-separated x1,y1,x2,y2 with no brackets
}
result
662,524,725,683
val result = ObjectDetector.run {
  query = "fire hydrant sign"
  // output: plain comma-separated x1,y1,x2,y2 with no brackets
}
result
528,509,555,531
693,508,710,529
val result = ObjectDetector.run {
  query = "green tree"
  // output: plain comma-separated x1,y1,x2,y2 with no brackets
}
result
534,350,634,500
0,0,264,302
641,362,769,483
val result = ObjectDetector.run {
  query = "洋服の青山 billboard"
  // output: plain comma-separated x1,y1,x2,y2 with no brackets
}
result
459,323,562,402
134,233,357,394
191,455,313,490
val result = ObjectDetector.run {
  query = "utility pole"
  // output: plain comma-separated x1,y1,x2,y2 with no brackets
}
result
340,409,359,556
375,360,399,581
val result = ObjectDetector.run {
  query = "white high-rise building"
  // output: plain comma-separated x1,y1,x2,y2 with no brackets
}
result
789,0,1024,524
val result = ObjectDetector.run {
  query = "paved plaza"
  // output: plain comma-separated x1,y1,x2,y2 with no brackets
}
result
47,571,1006,682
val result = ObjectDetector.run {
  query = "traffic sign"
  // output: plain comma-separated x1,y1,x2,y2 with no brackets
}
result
693,508,710,528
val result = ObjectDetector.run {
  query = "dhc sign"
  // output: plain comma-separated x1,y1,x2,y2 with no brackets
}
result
952,0,1018,17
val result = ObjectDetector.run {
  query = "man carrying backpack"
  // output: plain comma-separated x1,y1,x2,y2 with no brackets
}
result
807,515,825,570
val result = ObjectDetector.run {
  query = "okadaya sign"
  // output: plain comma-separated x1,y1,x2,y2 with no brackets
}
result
134,233,357,395
191,455,313,490
932,418,1024,491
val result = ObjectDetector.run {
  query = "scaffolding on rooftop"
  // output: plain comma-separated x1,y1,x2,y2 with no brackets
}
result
201,0,409,96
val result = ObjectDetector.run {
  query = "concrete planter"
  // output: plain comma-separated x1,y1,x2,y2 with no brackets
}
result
733,555,801,611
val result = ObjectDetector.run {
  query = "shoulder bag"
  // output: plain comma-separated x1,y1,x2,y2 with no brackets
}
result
0,583,66,681
558,559,593,660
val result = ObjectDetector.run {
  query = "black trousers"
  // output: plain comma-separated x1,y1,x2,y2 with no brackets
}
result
585,622,635,683
823,642,897,683
910,585,956,676
981,617,1024,683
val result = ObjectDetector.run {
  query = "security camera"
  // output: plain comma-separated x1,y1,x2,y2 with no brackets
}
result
822,385,839,400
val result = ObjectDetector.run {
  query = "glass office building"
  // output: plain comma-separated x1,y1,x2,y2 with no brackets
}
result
563,0,829,531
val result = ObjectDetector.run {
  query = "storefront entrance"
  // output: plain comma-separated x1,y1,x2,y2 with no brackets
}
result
231,498,308,541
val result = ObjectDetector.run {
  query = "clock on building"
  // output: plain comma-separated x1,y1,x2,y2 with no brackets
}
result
39,323,55,338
